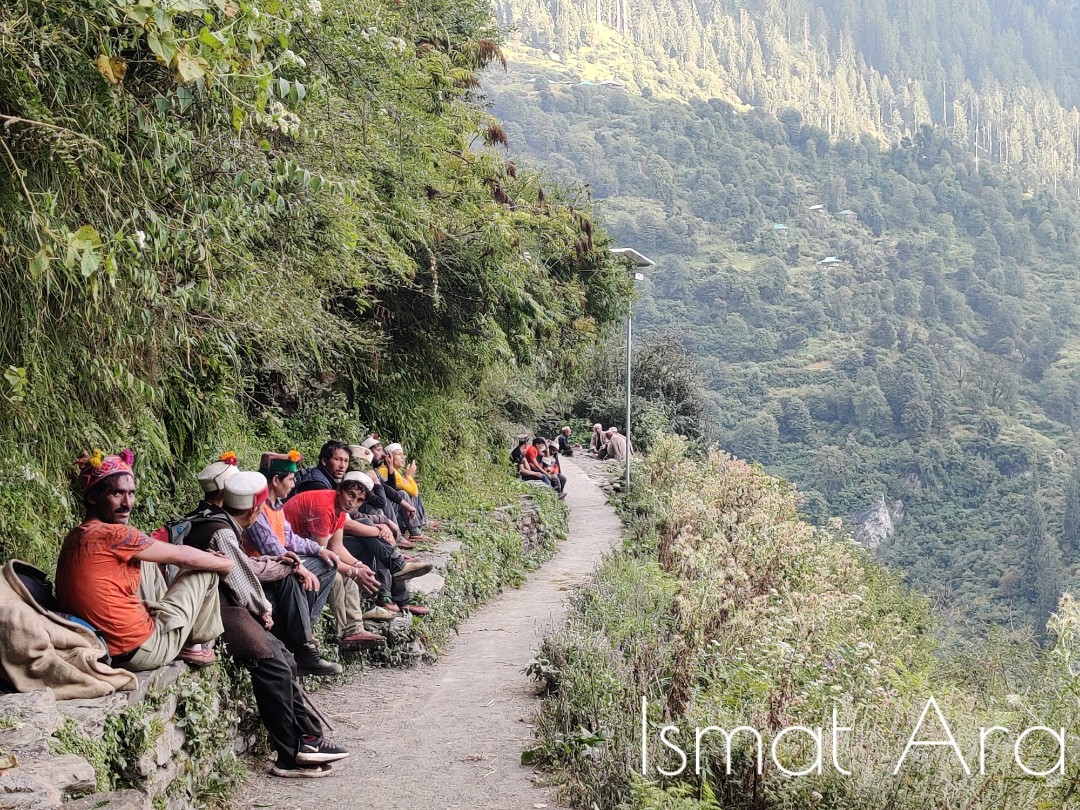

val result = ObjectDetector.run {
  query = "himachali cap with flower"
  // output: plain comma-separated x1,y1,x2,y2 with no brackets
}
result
197,452,240,494
260,450,302,475
222,471,269,510
384,442,403,455
76,448,135,497
343,470,375,492
360,435,381,450
349,445,374,464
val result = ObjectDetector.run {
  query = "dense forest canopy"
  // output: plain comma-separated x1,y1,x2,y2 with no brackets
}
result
496,0,1080,190
486,0,1080,635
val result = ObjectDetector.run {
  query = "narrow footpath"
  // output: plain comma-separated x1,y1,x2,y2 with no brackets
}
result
240,457,622,810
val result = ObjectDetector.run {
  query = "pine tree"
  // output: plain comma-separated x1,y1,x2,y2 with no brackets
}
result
1064,462,1080,554
1025,484,1063,639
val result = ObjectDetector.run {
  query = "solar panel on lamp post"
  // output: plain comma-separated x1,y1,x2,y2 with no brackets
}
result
608,247,655,493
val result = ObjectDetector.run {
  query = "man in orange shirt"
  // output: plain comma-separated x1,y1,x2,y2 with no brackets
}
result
55,449,233,670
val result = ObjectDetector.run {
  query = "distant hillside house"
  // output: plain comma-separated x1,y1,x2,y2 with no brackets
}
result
598,79,625,88
838,209,858,222
772,223,789,232
817,256,842,266
808,204,828,215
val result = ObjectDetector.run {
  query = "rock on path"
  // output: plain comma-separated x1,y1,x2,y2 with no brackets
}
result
238,457,621,810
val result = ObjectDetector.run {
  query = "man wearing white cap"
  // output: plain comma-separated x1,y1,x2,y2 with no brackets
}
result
185,469,350,778
588,423,605,456
605,426,629,462
367,437,424,543
558,426,574,457
341,472,433,616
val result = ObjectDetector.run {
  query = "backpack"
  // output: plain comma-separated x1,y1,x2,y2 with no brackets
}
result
158,508,230,585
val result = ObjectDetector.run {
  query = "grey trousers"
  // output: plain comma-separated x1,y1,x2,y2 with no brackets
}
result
126,563,223,671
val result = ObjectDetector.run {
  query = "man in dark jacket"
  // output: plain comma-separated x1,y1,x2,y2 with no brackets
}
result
291,441,350,496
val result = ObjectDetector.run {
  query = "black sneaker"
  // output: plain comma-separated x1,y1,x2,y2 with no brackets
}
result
295,643,343,677
296,737,349,765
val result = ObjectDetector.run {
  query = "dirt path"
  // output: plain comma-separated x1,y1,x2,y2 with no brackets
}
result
238,457,621,810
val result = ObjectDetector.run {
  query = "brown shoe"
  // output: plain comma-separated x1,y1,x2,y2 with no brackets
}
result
397,537,417,550
340,630,386,650
403,603,431,617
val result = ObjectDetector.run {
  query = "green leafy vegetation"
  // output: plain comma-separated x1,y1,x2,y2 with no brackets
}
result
532,438,1080,809
496,0,1080,189
0,0,629,569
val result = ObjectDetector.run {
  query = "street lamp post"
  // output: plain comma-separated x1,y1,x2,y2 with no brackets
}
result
609,247,655,492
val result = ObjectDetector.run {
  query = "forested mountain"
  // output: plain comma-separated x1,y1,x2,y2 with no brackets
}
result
485,2,1080,633
495,0,1080,189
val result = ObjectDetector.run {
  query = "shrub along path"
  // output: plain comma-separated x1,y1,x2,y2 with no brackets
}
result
239,457,622,809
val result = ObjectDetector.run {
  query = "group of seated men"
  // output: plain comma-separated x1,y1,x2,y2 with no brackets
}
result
510,427,573,498
588,423,629,462
53,436,435,779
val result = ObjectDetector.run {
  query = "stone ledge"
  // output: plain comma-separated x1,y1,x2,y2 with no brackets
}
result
63,790,150,810
407,572,445,598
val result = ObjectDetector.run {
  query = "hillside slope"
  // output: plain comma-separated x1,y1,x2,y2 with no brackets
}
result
484,59,1080,631
495,0,1080,187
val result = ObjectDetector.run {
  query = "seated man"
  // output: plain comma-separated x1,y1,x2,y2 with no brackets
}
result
379,443,429,538
588,423,605,457
283,482,386,650
292,440,350,497
186,470,350,778
366,437,424,542
341,472,432,616
511,436,547,485
526,437,564,496
186,457,340,676
249,452,340,631
546,441,568,494
56,449,232,672
348,444,404,547
558,426,574,457
606,427,629,462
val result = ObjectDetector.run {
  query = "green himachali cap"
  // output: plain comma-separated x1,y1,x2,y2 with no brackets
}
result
260,451,303,474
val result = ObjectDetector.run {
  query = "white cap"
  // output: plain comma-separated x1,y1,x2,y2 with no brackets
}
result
197,461,239,494
593,423,602,430
360,436,380,450
384,442,403,455
343,470,375,491
222,471,269,510
349,444,374,464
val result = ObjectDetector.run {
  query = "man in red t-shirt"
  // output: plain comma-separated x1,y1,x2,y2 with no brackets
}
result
283,480,382,648
56,450,233,670
524,437,563,496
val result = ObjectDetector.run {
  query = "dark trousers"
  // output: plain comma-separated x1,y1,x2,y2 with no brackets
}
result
261,574,315,654
220,604,322,769
343,533,408,604
247,633,322,768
